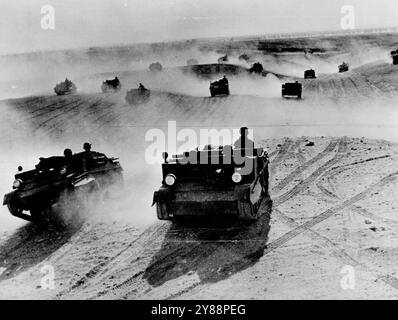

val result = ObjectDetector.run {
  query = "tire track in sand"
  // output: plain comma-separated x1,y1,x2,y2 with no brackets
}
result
273,138,339,193
273,138,347,207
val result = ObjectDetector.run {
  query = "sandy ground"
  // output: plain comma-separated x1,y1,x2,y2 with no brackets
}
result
1,33,398,299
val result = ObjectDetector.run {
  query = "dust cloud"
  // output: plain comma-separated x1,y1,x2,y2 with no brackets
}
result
0,35,397,230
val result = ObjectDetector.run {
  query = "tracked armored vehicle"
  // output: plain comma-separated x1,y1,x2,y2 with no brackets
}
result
149,62,163,72
250,62,264,74
187,58,199,66
391,50,398,65
125,84,151,105
153,147,272,222
54,78,77,96
3,150,123,226
304,69,316,79
338,62,349,73
282,81,302,99
209,76,230,97
238,54,250,62
217,55,229,64
101,77,121,93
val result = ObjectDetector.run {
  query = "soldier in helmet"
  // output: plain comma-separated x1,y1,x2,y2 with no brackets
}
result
221,75,228,85
82,142,94,171
83,142,92,153
64,148,72,157
233,127,254,155
63,148,76,172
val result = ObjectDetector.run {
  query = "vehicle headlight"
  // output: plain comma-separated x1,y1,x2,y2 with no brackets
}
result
164,174,176,186
12,179,22,189
232,172,242,183
60,166,67,175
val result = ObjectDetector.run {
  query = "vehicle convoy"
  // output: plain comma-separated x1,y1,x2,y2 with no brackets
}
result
3,145,123,226
338,62,349,73
282,81,302,99
54,78,77,96
391,50,398,65
101,77,121,93
125,83,151,105
152,145,272,222
304,69,316,79
209,76,230,97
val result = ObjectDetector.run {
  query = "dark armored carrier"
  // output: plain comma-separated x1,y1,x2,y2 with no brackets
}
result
250,62,264,74
391,50,398,65
304,69,316,79
217,55,229,64
282,81,302,99
125,85,151,105
3,150,123,225
209,77,230,97
149,62,163,72
101,77,121,93
153,147,272,222
54,78,77,96
338,62,349,73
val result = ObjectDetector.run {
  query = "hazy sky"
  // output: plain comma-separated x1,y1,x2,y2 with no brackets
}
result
1,0,398,54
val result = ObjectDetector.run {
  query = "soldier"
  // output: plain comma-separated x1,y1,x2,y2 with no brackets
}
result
83,142,92,153
139,83,146,91
221,75,228,84
233,127,254,154
64,148,73,161
63,148,75,171
82,142,93,171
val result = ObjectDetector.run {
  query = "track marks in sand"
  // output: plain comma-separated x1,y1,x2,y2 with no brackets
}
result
265,172,398,258
269,138,294,176
54,222,168,299
272,171,398,292
273,138,348,206
273,138,339,193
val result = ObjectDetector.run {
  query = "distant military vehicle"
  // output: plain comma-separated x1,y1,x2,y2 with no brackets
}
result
209,76,230,97
249,62,264,74
217,55,229,64
282,81,302,99
391,50,398,65
101,77,121,93
153,146,272,222
187,58,199,66
149,62,163,72
238,53,250,62
125,83,151,105
54,78,77,96
3,149,123,226
304,69,316,79
338,62,349,73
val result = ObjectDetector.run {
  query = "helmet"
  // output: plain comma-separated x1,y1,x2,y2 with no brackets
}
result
83,142,91,151
64,148,72,157
239,127,249,135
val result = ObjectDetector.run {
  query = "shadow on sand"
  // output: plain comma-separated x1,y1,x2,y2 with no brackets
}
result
0,221,82,281
144,203,272,287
